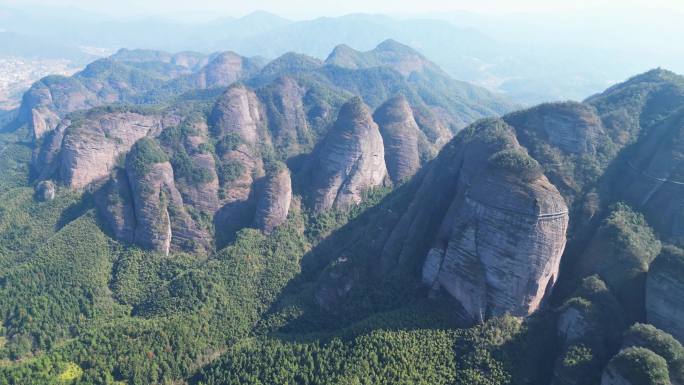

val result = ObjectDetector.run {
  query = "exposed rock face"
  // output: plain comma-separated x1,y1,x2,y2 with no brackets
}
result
192,52,262,89
258,76,313,157
307,97,387,213
422,171,568,321
56,112,175,189
34,180,56,201
210,85,265,145
127,160,174,255
254,166,292,233
374,95,430,183
94,169,136,243
338,119,568,322
615,110,684,246
169,118,220,214
210,85,268,243
125,141,210,255
647,247,684,343
505,102,604,155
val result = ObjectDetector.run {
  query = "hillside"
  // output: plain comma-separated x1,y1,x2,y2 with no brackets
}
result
0,39,683,385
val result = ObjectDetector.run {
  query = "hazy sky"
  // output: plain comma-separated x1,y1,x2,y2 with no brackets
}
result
3,0,684,20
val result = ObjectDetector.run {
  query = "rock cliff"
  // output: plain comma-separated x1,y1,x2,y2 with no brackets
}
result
253,165,292,233
52,112,176,189
306,97,387,213
374,95,431,183
646,246,684,343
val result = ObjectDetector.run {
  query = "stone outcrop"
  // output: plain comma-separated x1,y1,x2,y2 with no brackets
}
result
646,247,684,343
169,118,220,214
253,166,292,234
614,111,684,246
210,85,265,145
95,138,211,255
505,102,604,155
210,85,268,243
34,180,56,201
258,76,313,157
125,139,210,255
94,169,136,243
307,97,387,213
374,95,431,183
356,119,569,322
55,112,176,189
192,51,262,89
422,170,568,321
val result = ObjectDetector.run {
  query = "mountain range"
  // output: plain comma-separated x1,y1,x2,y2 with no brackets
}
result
2,6,682,107
0,36,683,385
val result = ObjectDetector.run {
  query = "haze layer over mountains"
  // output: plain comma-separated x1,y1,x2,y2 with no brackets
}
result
0,3,682,108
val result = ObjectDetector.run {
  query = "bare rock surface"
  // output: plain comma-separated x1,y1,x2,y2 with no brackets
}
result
254,166,292,233
58,112,175,189
374,95,430,183
94,169,136,243
647,247,684,343
307,97,387,213
423,171,568,321
34,180,56,201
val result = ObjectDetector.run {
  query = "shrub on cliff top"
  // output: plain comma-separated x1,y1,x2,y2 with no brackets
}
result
608,347,670,385
127,137,168,174
488,148,543,181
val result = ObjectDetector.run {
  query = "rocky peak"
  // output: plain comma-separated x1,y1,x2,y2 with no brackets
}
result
646,246,684,343
252,52,322,87
253,165,292,234
27,111,177,190
374,95,429,183
325,39,444,78
210,84,265,145
505,102,604,155
307,97,387,212
194,51,262,89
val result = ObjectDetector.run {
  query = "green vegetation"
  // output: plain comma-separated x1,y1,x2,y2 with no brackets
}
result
576,203,661,321
608,347,670,385
126,138,169,175
217,160,246,185
488,148,543,181
195,315,555,385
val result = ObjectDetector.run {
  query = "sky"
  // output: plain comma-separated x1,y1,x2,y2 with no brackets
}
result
3,0,684,20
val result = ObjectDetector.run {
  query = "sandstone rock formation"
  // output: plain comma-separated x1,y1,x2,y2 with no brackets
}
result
254,165,292,234
192,51,262,89
614,110,684,246
56,112,176,189
258,76,312,156
211,85,268,243
422,169,568,321
374,95,431,183
307,97,387,213
505,102,604,155
646,246,684,343
358,119,568,322
94,169,136,243
210,85,265,144
125,139,210,255
34,180,56,201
